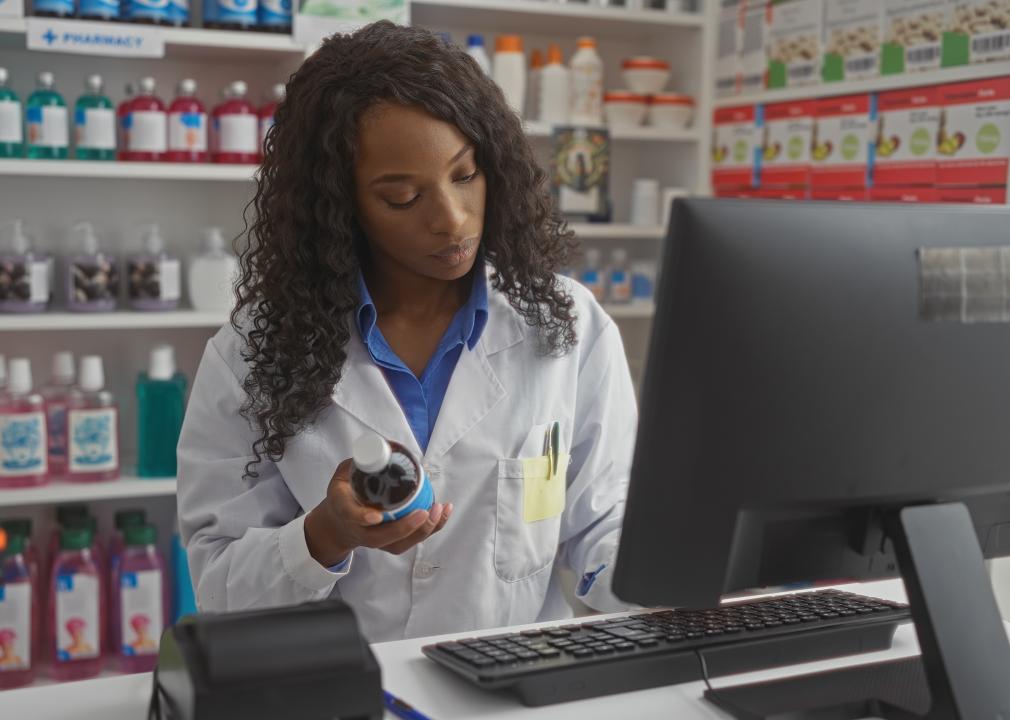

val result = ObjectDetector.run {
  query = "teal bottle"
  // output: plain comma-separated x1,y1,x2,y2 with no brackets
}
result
136,345,187,478
74,75,116,161
0,68,23,158
26,72,69,160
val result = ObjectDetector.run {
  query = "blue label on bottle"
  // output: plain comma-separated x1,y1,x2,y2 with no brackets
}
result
120,572,138,589
125,0,170,21
25,106,42,124
80,0,120,18
257,0,290,25
168,0,189,24
214,0,257,24
632,273,654,300
581,269,600,285
121,114,133,130
56,574,74,592
48,405,67,459
179,112,202,129
74,108,86,127
0,413,46,475
32,0,75,13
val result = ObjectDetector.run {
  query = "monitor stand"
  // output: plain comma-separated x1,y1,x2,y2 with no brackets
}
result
703,502,1010,720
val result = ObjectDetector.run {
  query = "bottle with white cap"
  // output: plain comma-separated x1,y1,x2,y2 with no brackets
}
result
26,72,69,160
189,227,238,313
579,247,606,303
121,77,167,162
136,345,187,478
258,83,285,152
128,224,181,311
351,433,434,523
608,248,632,304
66,356,119,483
74,75,116,162
41,351,75,480
0,68,23,159
212,81,259,165
0,219,50,314
466,35,492,76
0,358,49,488
166,79,208,163
67,222,119,313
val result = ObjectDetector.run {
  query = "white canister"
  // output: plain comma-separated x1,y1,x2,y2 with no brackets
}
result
647,93,695,129
630,178,660,227
604,91,648,129
540,44,571,125
493,35,526,117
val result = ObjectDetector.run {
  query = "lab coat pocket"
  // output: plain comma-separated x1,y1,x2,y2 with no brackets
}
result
494,455,567,583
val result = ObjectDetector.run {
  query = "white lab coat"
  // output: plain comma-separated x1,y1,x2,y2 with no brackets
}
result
177,271,638,642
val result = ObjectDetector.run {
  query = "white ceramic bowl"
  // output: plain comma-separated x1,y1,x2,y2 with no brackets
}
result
622,57,671,95
647,93,695,129
604,91,648,128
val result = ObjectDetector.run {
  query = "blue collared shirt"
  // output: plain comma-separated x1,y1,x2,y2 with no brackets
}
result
355,268,489,452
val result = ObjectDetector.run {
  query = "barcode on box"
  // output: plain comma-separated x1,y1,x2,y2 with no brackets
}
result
789,64,816,80
907,45,941,66
973,33,1010,58
846,56,877,74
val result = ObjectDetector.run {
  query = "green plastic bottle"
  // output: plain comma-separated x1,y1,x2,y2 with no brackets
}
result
26,72,68,160
0,68,23,158
74,75,116,161
136,345,187,478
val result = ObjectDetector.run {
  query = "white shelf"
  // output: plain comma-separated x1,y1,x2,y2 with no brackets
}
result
411,0,702,39
0,310,229,331
714,61,1010,108
571,223,665,240
0,159,256,182
0,477,177,508
525,122,699,143
604,303,655,319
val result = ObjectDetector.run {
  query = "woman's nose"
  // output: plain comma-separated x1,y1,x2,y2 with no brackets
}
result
427,187,468,237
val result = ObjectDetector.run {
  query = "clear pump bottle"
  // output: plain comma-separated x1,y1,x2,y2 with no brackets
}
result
0,220,50,314
128,224,181,311
67,222,119,312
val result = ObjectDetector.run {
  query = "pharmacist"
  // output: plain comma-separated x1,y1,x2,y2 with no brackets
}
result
177,21,637,643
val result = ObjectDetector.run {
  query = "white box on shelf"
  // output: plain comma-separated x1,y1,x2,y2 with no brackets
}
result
823,0,884,82
946,0,1010,65
882,0,952,74
716,0,742,98
765,0,823,89
740,0,767,94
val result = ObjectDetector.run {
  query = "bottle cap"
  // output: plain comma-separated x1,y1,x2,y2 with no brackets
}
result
612,248,628,264
577,36,597,50
139,76,156,95
230,80,248,98
8,358,32,395
60,526,92,551
585,248,601,265
0,68,9,86
56,505,88,526
37,71,54,89
75,221,99,255
467,34,484,48
78,355,104,392
9,219,29,255
547,44,564,65
271,83,285,102
496,35,523,53
149,344,176,381
52,351,74,383
4,533,24,556
530,49,544,69
353,433,392,473
1,519,31,538
203,227,226,253
143,223,165,254
177,78,197,97
114,508,146,531
0,354,6,387
124,524,157,547
85,74,103,94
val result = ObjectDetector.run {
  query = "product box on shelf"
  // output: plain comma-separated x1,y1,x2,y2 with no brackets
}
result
882,0,953,74
937,76,1010,187
810,188,871,201
760,100,815,188
757,187,807,199
716,0,742,98
939,186,1008,202
740,0,768,94
944,0,1010,66
712,105,761,191
870,186,941,202
0,0,23,17
811,93,876,189
766,0,823,89
823,0,884,82
874,86,940,187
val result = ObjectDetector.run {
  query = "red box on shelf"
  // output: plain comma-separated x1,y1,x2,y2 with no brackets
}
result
712,105,760,192
810,188,870,202
760,100,815,188
937,77,1010,188
756,188,807,200
870,186,940,203
938,186,1008,204
811,94,874,190
874,87,940,187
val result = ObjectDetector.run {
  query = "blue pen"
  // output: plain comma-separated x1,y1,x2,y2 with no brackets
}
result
383,690,434,720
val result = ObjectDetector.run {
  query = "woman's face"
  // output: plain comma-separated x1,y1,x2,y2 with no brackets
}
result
354,102,486,282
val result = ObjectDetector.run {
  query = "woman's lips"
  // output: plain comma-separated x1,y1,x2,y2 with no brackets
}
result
430,238,477,267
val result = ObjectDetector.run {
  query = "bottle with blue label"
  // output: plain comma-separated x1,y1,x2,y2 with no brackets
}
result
26,72,69,160
65,356,119,484
0,359,49,489
257,0,290,33
74,75,115,161
0,69,23,159
608,248,632,304
79,0,119,22
167,0,189,25
204,0,257,30
32,0,75,18
351,433,434,523
123,0,171,25
579,248,606,303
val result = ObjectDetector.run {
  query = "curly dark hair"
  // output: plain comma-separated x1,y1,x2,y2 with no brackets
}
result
233,20,578,478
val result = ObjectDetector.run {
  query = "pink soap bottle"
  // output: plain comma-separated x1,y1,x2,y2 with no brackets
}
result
41,351,75,481
49,526,104,681
2,518,42,670
258,82,285,153
114,524,166,673
166,78,208,163
0,358,49,489
0,530,37,689
212,81,260,165
65,356,119,483
107,508,145,654
120,77,166,163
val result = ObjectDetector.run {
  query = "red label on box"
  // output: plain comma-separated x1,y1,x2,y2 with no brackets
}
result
939,186,1008,204
874,87,939,187
713,105,759,190
761,100,815,188
811,94,872,189
937,78,1010,187
810,189,869,202
870,186,940,203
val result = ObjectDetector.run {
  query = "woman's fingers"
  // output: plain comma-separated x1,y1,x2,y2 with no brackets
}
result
375,503,450,555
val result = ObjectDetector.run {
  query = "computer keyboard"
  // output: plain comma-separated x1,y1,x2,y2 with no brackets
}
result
422,588,910,706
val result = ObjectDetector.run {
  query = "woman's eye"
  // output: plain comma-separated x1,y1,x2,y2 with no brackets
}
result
386,195,420,210
456,169,479,184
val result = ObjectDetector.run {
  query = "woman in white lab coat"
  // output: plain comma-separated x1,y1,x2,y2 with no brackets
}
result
177,21,638,642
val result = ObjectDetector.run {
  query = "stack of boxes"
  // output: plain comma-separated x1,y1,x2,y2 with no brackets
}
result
809,94,875,201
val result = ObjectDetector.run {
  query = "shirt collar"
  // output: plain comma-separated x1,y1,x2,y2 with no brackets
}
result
356,263,489,352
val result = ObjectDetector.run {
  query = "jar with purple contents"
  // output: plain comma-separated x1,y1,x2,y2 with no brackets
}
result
127,224,180,312
0,220,50,314
67,223,119,313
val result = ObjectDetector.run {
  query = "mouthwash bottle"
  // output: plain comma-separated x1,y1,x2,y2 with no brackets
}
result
0,359,48,488
107,509,145,657
351,433,433,523
0,531,36,689
136,345,186,477
166,79,207,163
26,72,69,160
49,526,104,682
41,351,75,480
114,524,165,673
74,75,116,161
65,356,119,483
0,68,23,159
0,519,40,675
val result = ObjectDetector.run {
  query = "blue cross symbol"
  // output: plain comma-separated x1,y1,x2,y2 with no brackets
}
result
42,29,57,44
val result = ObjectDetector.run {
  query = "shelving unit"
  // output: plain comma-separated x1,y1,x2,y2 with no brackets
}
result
0,158,257,181
524,122,699,143
0,310,230,331
0,478,177,508
569,223,665,240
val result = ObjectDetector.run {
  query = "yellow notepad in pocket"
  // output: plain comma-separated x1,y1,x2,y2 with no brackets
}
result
522,454,569,523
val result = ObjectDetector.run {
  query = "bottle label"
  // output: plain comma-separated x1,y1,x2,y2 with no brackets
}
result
31,0,74,13
571,65,603,123
127,257,181,302
55,573,100,661
125,0,170,19
26,106,69,149
258,0,290,24
216,0,257,22
168,0,190,23
168,111,207,152
126,110,167,153
3,259,51,305
0,582,31,671
610,271,631,302
75,107,116,151
70,257,120,304
68,407,118,474
0,412,47,477
80,0,120,17
0,100,22,144
218,114,258,154
119,569,162,657
259,116,274,147
47,402,68,461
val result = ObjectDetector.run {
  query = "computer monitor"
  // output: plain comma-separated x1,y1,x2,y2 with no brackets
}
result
613,199,1010,719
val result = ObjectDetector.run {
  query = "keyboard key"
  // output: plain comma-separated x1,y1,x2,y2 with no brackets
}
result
687,631,706,638
440,642,465,653
471,657,496,668
593,645,615,654
572,649,593,658
614,642,635,651
515,650,539,660
665,634,685,642
637,638,659,647
456,650,485,661
547,629,571,638
520,630,543,637
549,639,573,648
537,648,561,658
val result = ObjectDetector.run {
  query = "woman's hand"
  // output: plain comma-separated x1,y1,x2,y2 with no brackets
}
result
304,459,453,567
